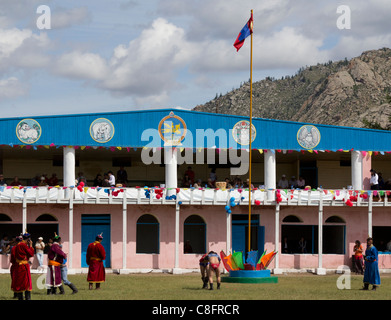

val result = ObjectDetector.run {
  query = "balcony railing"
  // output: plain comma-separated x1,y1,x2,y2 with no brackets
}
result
0,185,389,207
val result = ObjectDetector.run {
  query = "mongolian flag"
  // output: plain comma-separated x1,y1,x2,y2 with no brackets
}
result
233,12,253,51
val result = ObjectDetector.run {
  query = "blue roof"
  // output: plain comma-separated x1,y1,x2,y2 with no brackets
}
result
1,108,391,151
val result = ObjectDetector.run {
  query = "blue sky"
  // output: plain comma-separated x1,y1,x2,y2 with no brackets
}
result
0,0,391,118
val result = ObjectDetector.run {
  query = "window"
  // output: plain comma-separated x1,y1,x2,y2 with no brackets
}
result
324,216,345,254
184,215,206,254
372,227,391,253
0,214,12,221
281,225,318,254
136,214,159,254
282,215,302,223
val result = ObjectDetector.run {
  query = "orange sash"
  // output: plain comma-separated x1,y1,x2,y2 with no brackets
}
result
48,260,61,267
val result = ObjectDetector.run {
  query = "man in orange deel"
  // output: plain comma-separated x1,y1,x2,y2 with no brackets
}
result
87,233,106,290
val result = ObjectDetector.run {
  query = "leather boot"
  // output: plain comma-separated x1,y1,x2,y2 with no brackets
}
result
202,277,208,289
17,292,24,300
59,285,65,295
24,291,31,300
67,283,78,294
361,283,369,290
209,283,214,290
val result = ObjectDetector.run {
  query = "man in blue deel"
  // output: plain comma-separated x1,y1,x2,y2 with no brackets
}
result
362,237,381,290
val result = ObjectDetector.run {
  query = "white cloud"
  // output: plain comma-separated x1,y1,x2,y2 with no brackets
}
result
0,28,50,70
0,77,28,100
54,51,109,80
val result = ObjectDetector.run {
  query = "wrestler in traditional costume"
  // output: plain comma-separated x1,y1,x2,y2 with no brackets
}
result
46,233,67,295
10,235,23,298
87,233,106,290
363,237,381,290
199,253,209,289
206,251,221,290
11,232,34,300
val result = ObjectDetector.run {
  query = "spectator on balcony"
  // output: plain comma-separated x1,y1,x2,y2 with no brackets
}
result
78,177,88,187
278,174,289,189
289,176,298,189
117,166,128,185
370,169,379,190
48,173,59,186
102,173,110,187
185,166,195,185
107,171,115,187
297,176,306,189
206,178,215,189
38,176,48,187
209,168,217,184
0,174,7,186
31,174,40,186
10,176,22,186
93,174,103,187
181,174,191,188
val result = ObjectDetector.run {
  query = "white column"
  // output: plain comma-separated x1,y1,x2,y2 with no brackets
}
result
264,150,276,200
63,147,76,187
273,203,283,274
351,151,363,190
122,194,127,270
164,147,178,197
173,203,181,274
22,192,27,234
317,191,326,275
368,193,373,237
68,189,73,270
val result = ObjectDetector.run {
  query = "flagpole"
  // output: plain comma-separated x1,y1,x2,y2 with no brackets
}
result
248,9,253,253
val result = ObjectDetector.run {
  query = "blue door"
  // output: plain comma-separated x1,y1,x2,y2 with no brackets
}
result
232,214,265,262
81,214,111,268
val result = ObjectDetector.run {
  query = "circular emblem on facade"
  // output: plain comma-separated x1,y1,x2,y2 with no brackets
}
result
90,118,115,143
158,112,187,146
16,119,42,144
232,120,256,145
297,125,321,149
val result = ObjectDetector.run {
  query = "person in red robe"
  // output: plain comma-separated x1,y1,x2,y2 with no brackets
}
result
46,234,67,295
12,232,34,300
86,233,106,290
10,235,23,298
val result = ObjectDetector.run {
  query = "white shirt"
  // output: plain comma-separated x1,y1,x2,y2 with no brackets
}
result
278,179,289,189
109,174,115,186
370,174,378,185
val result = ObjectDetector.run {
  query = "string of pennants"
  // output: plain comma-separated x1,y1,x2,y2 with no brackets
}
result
3,143,391,156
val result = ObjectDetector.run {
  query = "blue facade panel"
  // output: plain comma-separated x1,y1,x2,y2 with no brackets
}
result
0,108,390,151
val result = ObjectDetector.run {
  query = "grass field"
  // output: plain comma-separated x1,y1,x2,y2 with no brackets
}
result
1,272,391,301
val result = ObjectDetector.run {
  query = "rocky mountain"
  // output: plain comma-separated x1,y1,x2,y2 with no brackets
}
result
193,47,391,130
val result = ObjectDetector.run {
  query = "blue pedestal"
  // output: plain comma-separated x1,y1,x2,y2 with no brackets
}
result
221,270,278,283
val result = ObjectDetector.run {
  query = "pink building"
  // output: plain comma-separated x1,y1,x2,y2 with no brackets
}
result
1,109,391,274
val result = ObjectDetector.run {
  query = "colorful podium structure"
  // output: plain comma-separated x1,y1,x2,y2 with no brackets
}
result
220,250,278,284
